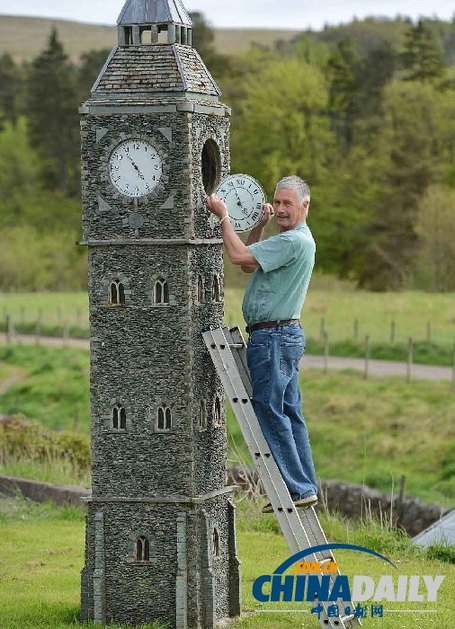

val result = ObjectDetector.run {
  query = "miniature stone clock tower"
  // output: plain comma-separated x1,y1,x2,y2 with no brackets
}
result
79,1,240,626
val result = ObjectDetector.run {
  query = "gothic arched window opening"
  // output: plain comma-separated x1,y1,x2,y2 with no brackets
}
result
135,536,149,562
212,528,220,557
112,404,127,430
213,396,222,427
211,275,221,302
197,275,204,303
110,279,125,305
157,405,172,431
154,277,169,305
199,401,207,430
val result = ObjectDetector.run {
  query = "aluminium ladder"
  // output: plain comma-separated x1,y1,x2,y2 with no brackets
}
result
203,326,361,628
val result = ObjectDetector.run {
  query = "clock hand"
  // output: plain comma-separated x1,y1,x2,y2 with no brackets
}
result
126,154,145,180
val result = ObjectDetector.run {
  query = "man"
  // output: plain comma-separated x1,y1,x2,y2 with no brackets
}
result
206,175,317,513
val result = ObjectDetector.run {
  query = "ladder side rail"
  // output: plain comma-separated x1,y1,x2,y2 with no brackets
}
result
204,328,360,629
225,326,253,398
204,329,313,555
298,511,361,626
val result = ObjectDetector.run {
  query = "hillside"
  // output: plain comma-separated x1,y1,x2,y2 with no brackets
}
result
0,15,300,62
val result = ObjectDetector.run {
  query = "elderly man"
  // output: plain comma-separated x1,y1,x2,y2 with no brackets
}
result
206,175,317,513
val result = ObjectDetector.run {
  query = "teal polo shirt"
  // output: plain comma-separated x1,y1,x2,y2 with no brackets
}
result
242,221,315,326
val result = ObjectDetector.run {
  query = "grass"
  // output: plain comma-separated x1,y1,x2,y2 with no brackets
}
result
1,344,454,505
0,344,90,432
1,287,455,364
0,496,454,629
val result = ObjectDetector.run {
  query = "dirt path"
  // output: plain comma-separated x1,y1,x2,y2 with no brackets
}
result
1,333,453,382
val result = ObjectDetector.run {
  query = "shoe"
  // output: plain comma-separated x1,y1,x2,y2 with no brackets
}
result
293,494,318,509
262,494,318,514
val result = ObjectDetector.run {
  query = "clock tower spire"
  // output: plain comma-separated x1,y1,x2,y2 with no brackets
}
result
79,0,240,627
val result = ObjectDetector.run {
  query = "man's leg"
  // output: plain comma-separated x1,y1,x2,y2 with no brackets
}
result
247,327,315,499
283,368,317,494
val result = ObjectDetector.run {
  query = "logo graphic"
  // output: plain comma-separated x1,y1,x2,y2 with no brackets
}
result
252,543,445,621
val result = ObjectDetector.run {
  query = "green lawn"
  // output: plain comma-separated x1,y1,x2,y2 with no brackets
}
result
1,287,455,347
0,497,453,629
1,344,454,505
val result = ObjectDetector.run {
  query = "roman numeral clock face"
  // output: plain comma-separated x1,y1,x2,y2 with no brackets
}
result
216,174,266,232
109,139,163,198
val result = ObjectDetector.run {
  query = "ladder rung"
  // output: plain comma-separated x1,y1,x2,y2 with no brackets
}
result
339,614,357,624
203,327,362,628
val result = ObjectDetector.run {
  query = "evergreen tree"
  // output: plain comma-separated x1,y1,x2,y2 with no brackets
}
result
357,81,436,290
401,20,446,81
25,28,79,194
0,53,22,129
326,39,360,150
189,12,231,79
77,48,112,103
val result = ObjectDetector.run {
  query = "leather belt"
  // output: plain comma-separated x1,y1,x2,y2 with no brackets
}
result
246,319,301,334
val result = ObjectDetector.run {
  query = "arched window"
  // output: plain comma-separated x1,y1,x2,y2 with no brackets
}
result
154,277,169,305
135,536,149,562
212,528,220,557
157,405,172,431
213,396,222,427
112,404,127,430
199,401,207,430
110,280,125,305
197,275,204,303
211,275,221,302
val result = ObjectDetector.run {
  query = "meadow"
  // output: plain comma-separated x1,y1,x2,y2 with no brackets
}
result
0,343,454,506
0,496,454,629
1,286,455,361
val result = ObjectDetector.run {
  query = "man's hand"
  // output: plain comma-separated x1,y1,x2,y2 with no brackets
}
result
206,194,228,219
258,202,274,228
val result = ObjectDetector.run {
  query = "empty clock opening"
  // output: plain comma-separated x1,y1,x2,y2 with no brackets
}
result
201,139,221,195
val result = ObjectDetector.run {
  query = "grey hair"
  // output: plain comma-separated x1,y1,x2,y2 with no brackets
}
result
275,176,310,206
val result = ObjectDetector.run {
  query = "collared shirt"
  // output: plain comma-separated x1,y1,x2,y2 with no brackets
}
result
242,221,315,326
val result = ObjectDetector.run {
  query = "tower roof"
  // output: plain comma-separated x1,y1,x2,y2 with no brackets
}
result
117,0,192,26
91,45,221,101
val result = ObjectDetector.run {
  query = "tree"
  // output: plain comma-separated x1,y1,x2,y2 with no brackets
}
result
326,39,360,150
231,57,334,197
189,12,230,80
414,185,455,291
0,53,22,129
77,48,112,103
357,81,438,290
401,20,446,82
25,28,79,194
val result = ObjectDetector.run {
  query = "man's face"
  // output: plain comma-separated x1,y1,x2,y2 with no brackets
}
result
273,188,308,232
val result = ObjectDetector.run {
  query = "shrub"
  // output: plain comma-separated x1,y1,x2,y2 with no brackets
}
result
0,414,90,471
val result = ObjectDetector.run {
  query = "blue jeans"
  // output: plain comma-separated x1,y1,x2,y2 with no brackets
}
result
246,324,317,499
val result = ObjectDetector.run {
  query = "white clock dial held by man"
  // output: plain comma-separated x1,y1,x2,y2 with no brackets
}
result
216,174,266,232
109,139,163,198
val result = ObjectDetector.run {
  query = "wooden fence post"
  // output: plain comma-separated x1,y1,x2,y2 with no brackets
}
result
6,315,12,343
426,322,432,343
353,319,359,341
364,335,370,379
390,320,395,343
323,332,329,374
35,320,41,346
62,322,70,348
407,337,413,382
320,317,326,342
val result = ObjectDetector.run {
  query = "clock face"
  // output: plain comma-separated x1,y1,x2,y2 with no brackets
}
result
109,139,163,198
216,174,266,233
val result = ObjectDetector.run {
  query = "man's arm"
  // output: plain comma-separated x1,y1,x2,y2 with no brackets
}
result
241,205,274,272
206,194,258,267
206,194,274,269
